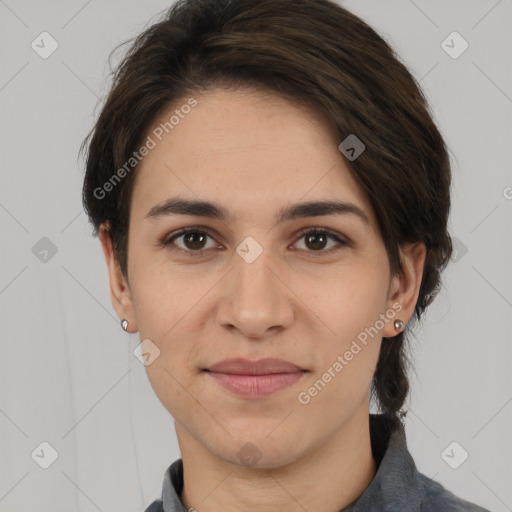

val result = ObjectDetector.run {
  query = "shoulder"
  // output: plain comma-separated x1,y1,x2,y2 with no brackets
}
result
143,498,164,512
417,473,490,512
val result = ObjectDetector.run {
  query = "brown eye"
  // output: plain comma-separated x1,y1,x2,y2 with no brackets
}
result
293,228,348,253
180,231,209,250
161,226,348,256
163,228,219,253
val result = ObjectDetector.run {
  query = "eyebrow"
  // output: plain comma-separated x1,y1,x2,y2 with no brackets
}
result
145,197,370,226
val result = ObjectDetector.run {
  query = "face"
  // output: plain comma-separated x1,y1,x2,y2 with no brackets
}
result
103,87,419,469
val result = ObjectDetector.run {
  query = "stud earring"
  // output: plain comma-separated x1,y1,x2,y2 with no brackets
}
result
121,319,129,332
394,319,404,331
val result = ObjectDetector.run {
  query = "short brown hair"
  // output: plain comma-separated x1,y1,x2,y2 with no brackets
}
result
81,0,453,418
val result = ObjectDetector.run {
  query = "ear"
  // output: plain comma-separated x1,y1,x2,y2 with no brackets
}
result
99,223,138,333
382,242,427,338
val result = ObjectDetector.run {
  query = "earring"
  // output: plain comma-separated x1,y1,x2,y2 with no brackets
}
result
394,319,404,331
121,319,129,332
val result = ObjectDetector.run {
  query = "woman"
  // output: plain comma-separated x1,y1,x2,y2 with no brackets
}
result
81,0,490,510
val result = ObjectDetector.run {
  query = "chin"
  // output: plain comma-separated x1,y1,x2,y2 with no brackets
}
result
214,432,306,470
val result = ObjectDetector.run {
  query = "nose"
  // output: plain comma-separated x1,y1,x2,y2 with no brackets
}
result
215,244,295,340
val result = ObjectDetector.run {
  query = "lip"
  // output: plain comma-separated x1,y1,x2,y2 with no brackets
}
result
206,357,305,375
203,358,307,399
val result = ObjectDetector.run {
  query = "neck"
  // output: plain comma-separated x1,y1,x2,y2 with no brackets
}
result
176,407,376,512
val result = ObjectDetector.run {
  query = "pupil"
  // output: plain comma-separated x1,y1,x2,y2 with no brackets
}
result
186,232,205,250
306,233,326,251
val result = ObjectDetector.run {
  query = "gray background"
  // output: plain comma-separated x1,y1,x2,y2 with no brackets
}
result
0,0,511,511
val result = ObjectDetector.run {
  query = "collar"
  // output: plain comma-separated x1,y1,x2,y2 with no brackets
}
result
154,413,424,512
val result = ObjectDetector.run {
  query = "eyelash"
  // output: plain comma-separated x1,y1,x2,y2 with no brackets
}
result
160,226,349,257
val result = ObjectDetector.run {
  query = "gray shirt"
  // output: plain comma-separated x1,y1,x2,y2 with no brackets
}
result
144,414,490,511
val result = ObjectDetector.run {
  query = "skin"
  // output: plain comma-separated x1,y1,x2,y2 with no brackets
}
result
100,87,426,512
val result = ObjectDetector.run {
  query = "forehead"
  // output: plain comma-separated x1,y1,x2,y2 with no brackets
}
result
130,87,374,226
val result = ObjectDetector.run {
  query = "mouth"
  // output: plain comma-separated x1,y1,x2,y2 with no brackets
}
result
204,357,306,375
202,358,308,399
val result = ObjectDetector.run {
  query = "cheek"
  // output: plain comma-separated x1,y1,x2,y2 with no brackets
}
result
301,264,388,393
128,255,190,338
129,263,207,370
305,263,389,340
